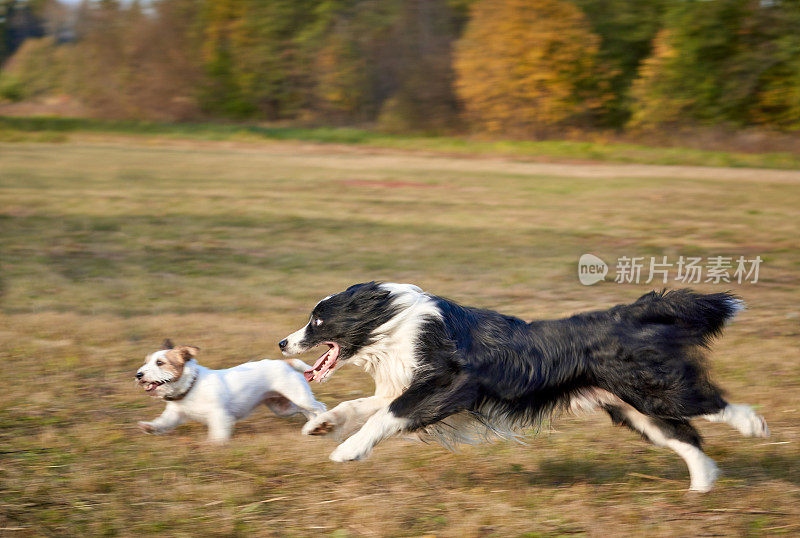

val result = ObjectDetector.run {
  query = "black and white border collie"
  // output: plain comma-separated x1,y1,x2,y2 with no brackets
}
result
280,282,768,492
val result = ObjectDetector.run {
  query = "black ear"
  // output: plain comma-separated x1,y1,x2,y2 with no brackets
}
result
162,339,174,350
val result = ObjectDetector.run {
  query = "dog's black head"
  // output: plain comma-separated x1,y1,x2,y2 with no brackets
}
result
280,282,406,382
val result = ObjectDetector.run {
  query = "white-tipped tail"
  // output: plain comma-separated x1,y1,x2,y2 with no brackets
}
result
728,297,746,315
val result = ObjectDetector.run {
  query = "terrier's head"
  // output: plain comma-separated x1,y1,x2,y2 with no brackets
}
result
135,339,198,398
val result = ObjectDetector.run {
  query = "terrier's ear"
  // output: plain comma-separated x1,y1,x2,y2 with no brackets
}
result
175,345,199,361
162,339,175,350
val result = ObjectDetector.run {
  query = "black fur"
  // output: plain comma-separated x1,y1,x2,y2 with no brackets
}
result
391,288,736,432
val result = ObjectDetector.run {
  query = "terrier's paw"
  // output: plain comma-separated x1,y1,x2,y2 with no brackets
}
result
329,438,370,462
138,421,158,434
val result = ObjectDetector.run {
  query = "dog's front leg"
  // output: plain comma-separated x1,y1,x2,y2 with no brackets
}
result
329,407,409,462
328,373,478,461
138,404,185,435
302,396,388,438
206,411,235,444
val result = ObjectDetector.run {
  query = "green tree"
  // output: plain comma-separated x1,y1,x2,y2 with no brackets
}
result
0,35,67,100
629,0,748,128
199,0,321,119
572,0,667,127
740,0,800,129
376,0,460,132
629,0,800,130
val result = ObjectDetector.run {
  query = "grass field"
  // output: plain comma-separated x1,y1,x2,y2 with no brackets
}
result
1,131,799,536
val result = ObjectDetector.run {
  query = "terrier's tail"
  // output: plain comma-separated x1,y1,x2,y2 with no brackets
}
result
284,358,313,374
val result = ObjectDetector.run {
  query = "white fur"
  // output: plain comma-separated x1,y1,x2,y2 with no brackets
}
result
282,322,313,356
302,396,390,439
287,284,769,490
350,283,441,398
728,297,746,315
667,439,720,493
703,403,769,437
137,351,325,443
323,284,440,460
280,295,335,356
328,408,410,462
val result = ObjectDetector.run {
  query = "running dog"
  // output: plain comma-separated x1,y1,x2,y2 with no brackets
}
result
280,282,768,492
136,340,326,442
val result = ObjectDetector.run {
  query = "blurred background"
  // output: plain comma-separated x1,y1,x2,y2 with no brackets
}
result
1,0,800,144
1,0,799,536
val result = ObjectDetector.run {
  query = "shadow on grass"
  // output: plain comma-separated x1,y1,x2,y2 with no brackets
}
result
492,451,799,489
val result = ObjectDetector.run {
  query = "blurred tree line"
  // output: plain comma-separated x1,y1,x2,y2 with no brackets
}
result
1,0,799,133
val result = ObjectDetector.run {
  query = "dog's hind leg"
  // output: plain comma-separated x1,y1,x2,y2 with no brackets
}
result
264,395,303,417
604,404,719,492
270,373,327,419
702,403,769,438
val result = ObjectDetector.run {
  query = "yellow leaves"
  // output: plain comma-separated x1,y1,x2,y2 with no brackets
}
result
453,0,607,135
627,29,685,129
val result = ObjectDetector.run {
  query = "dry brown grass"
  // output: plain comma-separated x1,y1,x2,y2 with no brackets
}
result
1,137,798,536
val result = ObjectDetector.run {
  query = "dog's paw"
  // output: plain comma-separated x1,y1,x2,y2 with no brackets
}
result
688,459,720,493
138,421,158,434
329,438,370,462
738,413,770,438
728,404,770,438
302,413,339,436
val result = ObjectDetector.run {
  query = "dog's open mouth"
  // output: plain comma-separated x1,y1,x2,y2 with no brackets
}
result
304,342,340,383
141,380,168,392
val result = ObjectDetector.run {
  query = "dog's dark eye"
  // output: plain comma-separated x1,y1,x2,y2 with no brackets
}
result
313,318,323,327
156,360,164,366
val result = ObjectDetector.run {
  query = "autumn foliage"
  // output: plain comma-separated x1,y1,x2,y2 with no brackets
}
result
454,0,609,134
2,0,800,133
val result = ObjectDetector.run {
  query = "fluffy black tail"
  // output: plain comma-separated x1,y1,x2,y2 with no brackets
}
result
585,289,742,419
621,289,743,347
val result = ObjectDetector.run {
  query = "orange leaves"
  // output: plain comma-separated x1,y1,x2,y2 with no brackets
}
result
454,0,609,135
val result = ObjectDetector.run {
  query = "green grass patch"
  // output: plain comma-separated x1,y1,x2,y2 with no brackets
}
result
3,115,800,169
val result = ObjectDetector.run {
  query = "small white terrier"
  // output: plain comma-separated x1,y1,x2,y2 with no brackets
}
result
136,339,326,442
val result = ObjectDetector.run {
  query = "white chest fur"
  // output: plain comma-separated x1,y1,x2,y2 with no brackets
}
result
352,287,442,399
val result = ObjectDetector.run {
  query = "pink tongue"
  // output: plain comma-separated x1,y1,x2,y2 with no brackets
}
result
309,351,330,371
304,345,336,382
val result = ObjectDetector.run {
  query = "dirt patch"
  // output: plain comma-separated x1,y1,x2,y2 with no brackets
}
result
339,179,443,189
